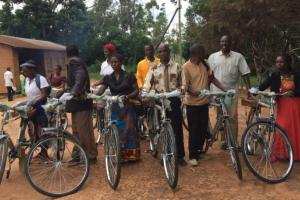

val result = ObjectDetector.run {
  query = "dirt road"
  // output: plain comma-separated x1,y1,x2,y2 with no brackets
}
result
0,94,300,200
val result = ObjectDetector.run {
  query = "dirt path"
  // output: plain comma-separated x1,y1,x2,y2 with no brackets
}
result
0,94,300,200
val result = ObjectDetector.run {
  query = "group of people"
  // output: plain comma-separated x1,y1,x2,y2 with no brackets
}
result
11,33,300,167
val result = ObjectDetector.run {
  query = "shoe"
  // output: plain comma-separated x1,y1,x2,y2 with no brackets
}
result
178,158,187,166
188,159,198,166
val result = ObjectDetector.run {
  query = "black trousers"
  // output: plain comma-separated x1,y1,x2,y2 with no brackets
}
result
186,104,209,160
166,97,185,159
6,87,14,101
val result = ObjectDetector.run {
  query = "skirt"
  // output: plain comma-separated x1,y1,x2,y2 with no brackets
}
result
111,103,140,161
272,97,300,161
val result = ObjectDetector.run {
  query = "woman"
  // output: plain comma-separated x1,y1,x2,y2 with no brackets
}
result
98,54,140,161
19,70,26,96
258,53,300,161
48,65,66,88
20,60,49,140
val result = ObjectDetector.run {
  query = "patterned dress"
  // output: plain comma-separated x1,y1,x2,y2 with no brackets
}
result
103,70,140,161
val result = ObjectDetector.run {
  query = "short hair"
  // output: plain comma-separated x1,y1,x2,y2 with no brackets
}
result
6,67,10,71
55,65,62,70
220,35,232,42
277,53,292,71
158,43,170,52
145,44,154,50
190,43,205,57
110,53,123,64
66,45,79,57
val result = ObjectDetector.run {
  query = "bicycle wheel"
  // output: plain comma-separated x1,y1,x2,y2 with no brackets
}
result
241,121,294,183
147,108,158,157
137,117,145,139
181,104,189,131
161,122,178,189
104,124,121,190
0,137,8,184
24,132,89,197
225,120,242,180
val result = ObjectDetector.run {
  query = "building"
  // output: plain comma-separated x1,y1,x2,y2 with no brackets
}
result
0,35,66,93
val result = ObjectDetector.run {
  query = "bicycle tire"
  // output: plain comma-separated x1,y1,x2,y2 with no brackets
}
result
0,138,8,184
161,122,178,189
24,132,89,197
147,108,158,157
104,124,121,190
181,104,189,131
225,120,243,180
241,121,294,183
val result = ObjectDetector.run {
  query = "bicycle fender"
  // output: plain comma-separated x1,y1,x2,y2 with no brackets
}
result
0,134,7,141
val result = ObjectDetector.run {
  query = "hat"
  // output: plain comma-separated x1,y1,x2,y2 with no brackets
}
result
20,60,36,68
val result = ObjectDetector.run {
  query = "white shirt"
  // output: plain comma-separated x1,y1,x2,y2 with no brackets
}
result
4,71,14,87
100,60,125,76
208,50,250,91
25,75,49,101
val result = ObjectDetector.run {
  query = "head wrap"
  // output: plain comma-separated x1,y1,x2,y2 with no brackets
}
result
104,43,117,54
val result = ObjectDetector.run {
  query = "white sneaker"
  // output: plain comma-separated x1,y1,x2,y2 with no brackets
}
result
188,159,198,166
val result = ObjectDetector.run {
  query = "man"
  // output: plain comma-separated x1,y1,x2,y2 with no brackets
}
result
65,45,98,162
4,67,15,101
208,35,251,147
143,43,187,166
183,43,225,166
136,44,160,89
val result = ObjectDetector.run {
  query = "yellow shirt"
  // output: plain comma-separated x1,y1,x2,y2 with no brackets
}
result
136,57,160,88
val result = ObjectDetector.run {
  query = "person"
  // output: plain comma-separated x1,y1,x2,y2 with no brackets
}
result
20,60,48,140
135,44,160,138
4,67,15,101
65,45,98,162
208,35,251,148
143,43,187,166
183,43,226,166
97,54,140,161
256,53,300,161
136,44,160,89
48,65,66,88
19,70,26,96
48,65,66,97
99,43,125,77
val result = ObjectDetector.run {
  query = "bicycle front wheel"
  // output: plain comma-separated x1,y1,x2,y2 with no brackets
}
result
225,120,242,180
241,121,294,183
0,137,8,183
24,133,89,197
161,122,178,189
104,124,121,190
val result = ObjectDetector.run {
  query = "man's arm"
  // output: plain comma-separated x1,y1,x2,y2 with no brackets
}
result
142,67,154,92
69,61,87,96
242,73,251,90
211,75,226,92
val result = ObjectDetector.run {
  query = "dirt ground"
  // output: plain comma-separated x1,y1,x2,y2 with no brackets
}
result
0,93,300,200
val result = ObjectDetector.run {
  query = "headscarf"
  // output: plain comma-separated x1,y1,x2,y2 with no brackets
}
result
104,43,117,54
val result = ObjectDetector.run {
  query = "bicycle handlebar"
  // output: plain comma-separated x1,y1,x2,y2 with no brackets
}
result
141,90,181,99
87,93,123,103
199,89,236,97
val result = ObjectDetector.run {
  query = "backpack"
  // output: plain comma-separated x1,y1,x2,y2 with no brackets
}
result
35,74,52,96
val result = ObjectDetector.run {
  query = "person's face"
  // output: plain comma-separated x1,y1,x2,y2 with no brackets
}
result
54,66,61,74
22,67,34,78
158,46,170,63
103,48,110,58
275,56,286,71
110,56,121,72
145,46,154,59
220,36,231,52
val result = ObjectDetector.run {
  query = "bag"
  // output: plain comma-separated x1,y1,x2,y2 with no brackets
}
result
35,74,52,96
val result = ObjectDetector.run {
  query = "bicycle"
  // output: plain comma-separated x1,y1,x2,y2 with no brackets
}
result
0,103,35,183
87,93,121,190
241,91,294,183
24,97,89,197
199,89,243,180
141,90,180,189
